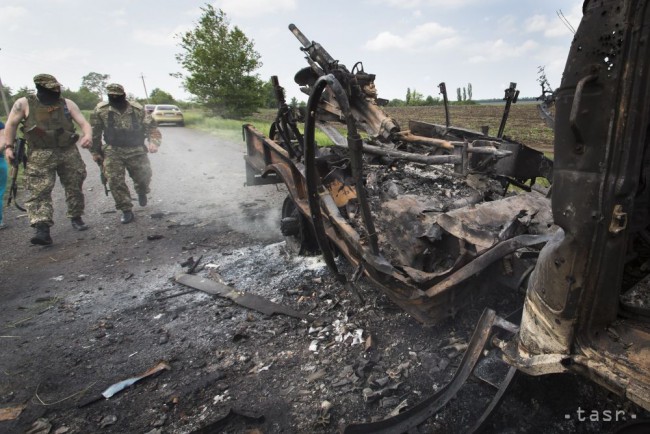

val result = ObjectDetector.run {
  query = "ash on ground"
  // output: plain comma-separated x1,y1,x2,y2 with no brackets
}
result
151,241,637,434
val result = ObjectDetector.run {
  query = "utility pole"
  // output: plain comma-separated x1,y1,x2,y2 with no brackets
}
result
140,73,149,103
0,48,10,118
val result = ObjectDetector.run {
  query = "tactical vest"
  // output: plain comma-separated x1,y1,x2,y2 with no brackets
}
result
104,107,145,147
24,95,78,149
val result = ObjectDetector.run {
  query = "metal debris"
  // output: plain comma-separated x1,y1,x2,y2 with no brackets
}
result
24,418,52,434
174,273,311,320
315,400,333,427
79,361,171,407
0,404,26,421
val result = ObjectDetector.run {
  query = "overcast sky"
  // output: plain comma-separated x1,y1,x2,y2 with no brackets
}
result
0,0,583,105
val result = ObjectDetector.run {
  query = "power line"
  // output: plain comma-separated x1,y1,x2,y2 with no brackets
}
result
557,9,576,34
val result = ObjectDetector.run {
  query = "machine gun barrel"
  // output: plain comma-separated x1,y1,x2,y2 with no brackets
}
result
289,24,311,48
289,24,338,73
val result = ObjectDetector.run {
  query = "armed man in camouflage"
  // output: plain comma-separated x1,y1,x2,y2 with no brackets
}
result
90,83,162,224
4,74,93,245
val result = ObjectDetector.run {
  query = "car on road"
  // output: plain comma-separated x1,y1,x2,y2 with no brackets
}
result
151,104,184,126
144,104,155,114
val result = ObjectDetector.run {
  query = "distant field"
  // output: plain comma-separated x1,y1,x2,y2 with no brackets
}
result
383,104,554,151
252,103,554,151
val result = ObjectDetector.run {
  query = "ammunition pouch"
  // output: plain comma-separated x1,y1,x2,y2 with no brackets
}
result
26,128,78,149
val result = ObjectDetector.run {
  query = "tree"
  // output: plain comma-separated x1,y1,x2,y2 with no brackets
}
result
149,88,176,104
425,95,440,105
462,87,467,101
263,78,278,109
175,5,265,118
62,87,100,110
81,72,110,100
387,98,406,107
405,88,411,105
456,87,462,102
467,83,473,101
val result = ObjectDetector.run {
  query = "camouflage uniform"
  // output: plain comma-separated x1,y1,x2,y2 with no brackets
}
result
23,88,87,227
90,84,161,214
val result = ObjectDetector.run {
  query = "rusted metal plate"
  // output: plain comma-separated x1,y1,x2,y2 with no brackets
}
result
175,273,311,321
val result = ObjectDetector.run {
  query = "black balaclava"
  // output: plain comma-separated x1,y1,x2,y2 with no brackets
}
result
108,94,128,111
36,84,61,105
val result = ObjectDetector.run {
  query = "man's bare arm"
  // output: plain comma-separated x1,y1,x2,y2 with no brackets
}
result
4,97,28,144
3,98,28,161
66,99,92,148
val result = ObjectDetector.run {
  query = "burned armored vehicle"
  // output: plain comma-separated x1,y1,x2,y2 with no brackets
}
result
244,25,553,326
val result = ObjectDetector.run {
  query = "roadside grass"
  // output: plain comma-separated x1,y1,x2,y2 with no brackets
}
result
184,109,335,146
183,110,266,142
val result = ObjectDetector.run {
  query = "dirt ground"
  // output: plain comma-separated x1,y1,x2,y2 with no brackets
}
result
0,127,647,434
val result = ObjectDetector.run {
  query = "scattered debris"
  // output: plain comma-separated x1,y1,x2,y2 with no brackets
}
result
79,361,171,407
188,255,204,274
99,414,117,428
147,234,164,241
190,408,264,434
315,400,333,427
307,369,327,383
24,418,52,434
174,273,311,320
0,404,26,421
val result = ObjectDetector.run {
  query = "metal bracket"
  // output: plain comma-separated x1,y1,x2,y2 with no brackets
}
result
609,204,628,234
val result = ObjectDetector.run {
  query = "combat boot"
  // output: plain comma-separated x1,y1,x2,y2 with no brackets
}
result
121,210,135,224
138,192,147,207
31,223,53,245
71,217,89,231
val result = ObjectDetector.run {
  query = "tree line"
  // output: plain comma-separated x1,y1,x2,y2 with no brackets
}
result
0,71,185,118
386,83,476,107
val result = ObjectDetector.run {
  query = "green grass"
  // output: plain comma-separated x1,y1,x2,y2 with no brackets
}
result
184,109,335,146
184,110,269,142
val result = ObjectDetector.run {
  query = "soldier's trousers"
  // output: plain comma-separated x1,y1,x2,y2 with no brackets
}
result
103,146,152,211
24,146,87,227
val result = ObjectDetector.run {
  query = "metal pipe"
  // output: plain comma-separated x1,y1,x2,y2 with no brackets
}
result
326,77,380,255
303,75,345,281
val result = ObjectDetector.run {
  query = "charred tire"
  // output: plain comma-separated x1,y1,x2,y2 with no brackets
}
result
281,196,320,256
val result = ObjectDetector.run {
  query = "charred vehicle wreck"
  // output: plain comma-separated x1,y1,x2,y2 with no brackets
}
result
245,26,553,326
243,0,649,430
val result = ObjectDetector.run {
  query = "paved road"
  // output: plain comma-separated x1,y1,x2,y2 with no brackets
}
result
1,124,288,319
0,125,286,432
0,125,285,292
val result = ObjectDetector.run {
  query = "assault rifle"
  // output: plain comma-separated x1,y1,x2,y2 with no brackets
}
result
96,150,109,196
7,137,27,211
